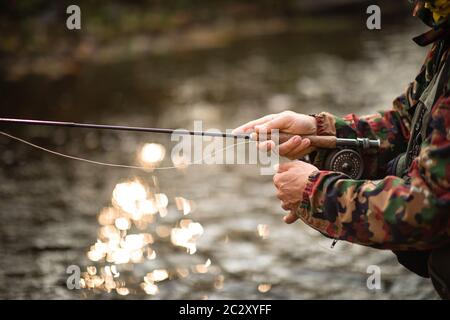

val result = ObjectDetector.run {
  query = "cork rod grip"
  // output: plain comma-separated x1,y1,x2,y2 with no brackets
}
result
253,132,337,149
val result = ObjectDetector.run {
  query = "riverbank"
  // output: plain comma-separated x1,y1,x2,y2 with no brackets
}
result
1,1,412,80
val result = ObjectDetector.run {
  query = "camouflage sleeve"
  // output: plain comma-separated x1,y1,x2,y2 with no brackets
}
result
314,92,412,177
297,95,450,251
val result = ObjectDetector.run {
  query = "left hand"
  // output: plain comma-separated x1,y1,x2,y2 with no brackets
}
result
273,160,319,224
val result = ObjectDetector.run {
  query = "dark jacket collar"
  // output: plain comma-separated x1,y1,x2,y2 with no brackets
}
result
413,1,450,46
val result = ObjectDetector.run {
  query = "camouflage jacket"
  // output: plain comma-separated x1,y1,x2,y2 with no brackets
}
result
297,37,450,251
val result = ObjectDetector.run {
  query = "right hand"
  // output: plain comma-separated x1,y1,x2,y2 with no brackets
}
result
232,111,317,159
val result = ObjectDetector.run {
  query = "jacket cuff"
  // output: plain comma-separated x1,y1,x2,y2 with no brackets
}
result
298,170,322,213
313,112,337,136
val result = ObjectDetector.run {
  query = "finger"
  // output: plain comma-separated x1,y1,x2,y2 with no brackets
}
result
273,174,282,189
284,138,311,159
254,115,291,134
295,145,316,159
258,140,276,152
232,114,274,134
273,163,279,172
278,135,302,157
276,190,285,201
281,202,292,211
273,171,289,188
277,160,301,173
283,212,299,224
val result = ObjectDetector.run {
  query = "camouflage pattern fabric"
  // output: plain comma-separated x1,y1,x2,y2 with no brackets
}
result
296,12,450,251
414,1,450,46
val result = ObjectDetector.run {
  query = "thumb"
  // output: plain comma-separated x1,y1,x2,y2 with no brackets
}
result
277,160,301,173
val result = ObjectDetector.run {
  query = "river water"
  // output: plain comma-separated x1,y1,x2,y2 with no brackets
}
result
0,20,440,299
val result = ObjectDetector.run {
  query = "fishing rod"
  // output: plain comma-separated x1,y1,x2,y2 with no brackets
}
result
0,117,250,139
0,117,380,179
0,117,379,147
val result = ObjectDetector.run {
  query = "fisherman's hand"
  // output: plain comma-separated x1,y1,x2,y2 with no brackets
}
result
273,160,318,224
232,111,317,159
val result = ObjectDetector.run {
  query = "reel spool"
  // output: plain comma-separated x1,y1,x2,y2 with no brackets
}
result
307,137,379,180
323,148,364,179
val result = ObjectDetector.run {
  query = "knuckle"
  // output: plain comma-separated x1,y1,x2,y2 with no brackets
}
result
280,110,294,118
273,174,280,185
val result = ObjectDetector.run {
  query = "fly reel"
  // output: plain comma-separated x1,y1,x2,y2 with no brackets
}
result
323,148,364,179
309,138,380,180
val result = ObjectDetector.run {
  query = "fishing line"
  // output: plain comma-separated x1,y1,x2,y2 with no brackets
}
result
0,131,255,171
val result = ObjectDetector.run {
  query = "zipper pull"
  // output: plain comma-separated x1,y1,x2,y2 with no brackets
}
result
331,239,338,249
